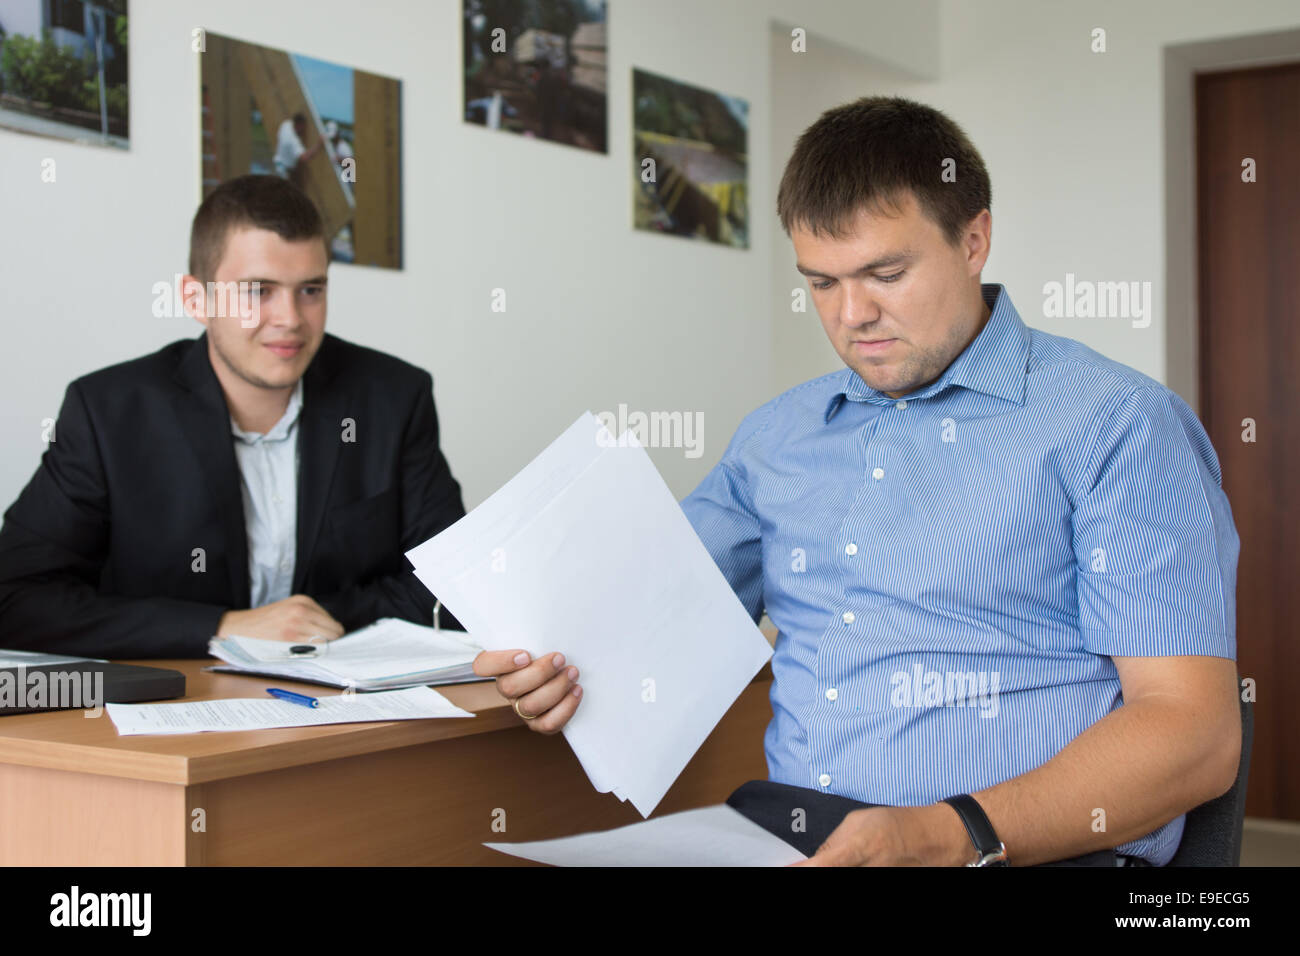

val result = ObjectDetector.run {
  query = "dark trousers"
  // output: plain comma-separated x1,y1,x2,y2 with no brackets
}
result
726,780,1146,867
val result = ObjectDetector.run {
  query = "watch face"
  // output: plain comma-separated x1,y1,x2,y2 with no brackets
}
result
976,845,1008,866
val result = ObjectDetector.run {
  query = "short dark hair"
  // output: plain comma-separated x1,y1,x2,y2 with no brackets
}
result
189,174,326,281
776,96,991,247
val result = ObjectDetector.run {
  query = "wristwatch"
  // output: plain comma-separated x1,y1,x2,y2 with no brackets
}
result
943,794,1008,866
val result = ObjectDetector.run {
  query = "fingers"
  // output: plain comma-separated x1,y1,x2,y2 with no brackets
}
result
286,595,345,640
302,612,346,640
474,649,535,677
291,590,338,621
252,596,342,642
496,652,571,700
513,663,579,722
524,680,582,735
469,651,583,733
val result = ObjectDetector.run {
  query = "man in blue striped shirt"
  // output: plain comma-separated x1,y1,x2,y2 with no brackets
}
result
478,97,1241,867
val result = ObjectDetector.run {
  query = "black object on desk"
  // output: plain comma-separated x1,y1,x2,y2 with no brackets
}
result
0,650,185,715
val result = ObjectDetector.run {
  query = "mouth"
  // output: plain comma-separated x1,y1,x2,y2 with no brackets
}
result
852,338,896,355
264,341,305,359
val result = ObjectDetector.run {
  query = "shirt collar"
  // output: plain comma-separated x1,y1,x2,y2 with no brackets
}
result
230,378,304,444
824,283,1030,422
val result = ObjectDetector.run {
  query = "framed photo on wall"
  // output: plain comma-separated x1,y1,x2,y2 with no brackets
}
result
462,0,607,154
199,31,403,270
633,67,748,249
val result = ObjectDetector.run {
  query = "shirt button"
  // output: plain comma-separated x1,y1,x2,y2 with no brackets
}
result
272,495,283,505
872,467,885,480
818,773,831,788
825,688,838,701
842,611,855,624
279,560,292,571
844,543,858,556
895,400,907,409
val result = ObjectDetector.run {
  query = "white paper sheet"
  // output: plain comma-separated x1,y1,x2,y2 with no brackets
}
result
485,804,807,867
106,685,474,735
216,617,480,682
406,413,774,817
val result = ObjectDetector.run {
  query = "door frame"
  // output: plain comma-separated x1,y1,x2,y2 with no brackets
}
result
1162,28,1300,412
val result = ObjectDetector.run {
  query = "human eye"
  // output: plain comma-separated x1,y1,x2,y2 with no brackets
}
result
811,279,835,291
876,271,904,283
300,285,324,298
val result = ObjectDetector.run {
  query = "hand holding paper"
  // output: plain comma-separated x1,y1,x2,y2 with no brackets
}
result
406,413,772,816
471,648,581,733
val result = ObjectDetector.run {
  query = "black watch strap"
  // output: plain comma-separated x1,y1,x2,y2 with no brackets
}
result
943,794,1008,866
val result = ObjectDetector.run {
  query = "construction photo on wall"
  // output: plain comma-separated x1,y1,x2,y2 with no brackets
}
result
632,67,748,250
462,0,607,154
0,0,129,149
199,31,403,270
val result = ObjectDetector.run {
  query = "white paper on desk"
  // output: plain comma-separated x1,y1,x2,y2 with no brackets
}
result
406,413,773,817
221,618,480,681
106,685,474,735
485,804,807,867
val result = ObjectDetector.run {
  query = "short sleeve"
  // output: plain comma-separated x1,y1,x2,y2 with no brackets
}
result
1071,386,1239,659
679,409,770,622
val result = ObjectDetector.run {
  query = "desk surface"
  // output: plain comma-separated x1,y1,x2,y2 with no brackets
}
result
0,659,774,788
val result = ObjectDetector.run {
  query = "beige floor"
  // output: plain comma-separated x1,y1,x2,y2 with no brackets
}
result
1240,818,1300,866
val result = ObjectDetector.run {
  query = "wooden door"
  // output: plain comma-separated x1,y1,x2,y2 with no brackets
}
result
1196,61,1300,821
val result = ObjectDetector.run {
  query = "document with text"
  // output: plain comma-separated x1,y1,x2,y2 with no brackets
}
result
106,685,474,735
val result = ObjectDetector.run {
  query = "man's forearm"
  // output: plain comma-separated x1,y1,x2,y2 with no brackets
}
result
0,578,226,659
915,695,1239,866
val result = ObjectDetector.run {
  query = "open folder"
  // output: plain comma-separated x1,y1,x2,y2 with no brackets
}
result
406,412,774,817
207,617,485,691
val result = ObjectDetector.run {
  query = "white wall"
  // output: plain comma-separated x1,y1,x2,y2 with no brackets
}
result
770,0,1300,405
769,34,914,393
0,0,938,513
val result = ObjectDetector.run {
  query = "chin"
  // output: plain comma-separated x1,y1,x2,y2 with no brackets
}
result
250,364,302,388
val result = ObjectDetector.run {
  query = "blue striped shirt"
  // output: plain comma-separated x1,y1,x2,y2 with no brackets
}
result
681,282,1239,865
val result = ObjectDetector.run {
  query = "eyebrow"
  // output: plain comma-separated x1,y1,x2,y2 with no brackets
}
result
234,276,329,286
795,251,916,279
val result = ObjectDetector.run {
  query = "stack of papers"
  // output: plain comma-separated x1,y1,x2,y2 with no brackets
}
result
406,413,773,817
107,685,474,735
485,805,807,867
208,617,484,691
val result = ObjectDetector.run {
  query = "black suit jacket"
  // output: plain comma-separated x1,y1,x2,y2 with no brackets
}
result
0,332,466,658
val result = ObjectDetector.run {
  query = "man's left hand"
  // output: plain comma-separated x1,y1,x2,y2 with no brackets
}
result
790,804,971,866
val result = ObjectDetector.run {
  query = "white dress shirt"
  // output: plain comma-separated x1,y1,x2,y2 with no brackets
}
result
230,380,302,608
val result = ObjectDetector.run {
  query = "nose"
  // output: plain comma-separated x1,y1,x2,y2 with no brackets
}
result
264,286,305,329
840,280,882,328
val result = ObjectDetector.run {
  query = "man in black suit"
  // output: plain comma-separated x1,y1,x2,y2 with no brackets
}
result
0,175,465,658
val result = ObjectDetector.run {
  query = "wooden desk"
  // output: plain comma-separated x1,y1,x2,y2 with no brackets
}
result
0,660,774,865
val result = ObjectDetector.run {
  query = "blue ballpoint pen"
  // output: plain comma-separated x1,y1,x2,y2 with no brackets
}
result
267,688,319,709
